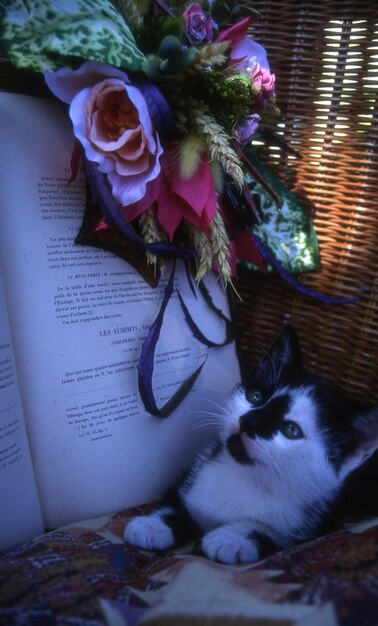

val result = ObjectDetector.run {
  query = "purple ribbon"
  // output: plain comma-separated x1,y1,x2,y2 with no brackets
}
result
137,261,235,417
177,269,234,348
137,261,207,417
84,159,196,260
134,78,175,142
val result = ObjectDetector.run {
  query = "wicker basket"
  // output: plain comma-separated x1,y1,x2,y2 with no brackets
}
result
230,0,378,403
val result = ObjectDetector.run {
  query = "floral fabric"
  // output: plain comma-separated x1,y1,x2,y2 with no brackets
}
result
0,506,377,626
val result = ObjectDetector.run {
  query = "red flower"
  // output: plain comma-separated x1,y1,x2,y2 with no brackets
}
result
228,230,267,276
216,17,270,72
216,17,252,44
121,146,217,240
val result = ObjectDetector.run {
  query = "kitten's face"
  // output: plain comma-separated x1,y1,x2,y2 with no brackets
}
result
222,324,378,491
223,383,339,494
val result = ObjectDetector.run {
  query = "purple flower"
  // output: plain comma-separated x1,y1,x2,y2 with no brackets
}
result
183,3,213,44
44,61,162,207
234,113,261,146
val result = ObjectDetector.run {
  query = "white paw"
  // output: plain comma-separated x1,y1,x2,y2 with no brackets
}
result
124,514,174,551
202,526,259,564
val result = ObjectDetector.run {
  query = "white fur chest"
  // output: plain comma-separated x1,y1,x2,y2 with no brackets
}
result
182,442,340,545
182,452,305,540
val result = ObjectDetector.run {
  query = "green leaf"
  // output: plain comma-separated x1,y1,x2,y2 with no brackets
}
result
232,5,262,20
211,0,235,25
0,0,146,73
244,156,321,274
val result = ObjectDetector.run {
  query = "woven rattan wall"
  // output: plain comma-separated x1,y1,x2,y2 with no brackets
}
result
230,0,378,403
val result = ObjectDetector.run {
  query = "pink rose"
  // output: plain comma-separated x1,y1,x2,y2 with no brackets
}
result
45,61,162,206
234,113,261,146
251,63,275,102
183,3,213,44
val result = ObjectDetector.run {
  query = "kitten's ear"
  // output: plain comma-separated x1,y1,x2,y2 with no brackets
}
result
248,322,303,389
340,405,378,478
270,322,303,374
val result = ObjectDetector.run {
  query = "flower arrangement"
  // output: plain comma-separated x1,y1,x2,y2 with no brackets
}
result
2,0,354,301
0,0,292,287
0,0,355,416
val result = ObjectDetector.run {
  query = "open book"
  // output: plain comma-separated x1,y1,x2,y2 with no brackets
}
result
0,93,241,551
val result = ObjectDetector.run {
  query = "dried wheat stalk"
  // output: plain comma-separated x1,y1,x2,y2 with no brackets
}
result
193,111,244,190
139,208,168,271
190,42,229,72
188,224,213,283
209,209,232,285
188,209,232,285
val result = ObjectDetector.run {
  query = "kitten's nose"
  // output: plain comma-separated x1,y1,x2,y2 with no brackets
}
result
240,411,257,438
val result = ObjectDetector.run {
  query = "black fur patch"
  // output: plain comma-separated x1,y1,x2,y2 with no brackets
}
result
308,379,369,471
161,506,200,546
334,449,378,517
249,530,278,558
240,394,292,440
226,433,253,464
161,485,200,546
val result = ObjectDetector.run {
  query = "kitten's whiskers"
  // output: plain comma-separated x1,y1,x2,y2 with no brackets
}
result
184,409,223,433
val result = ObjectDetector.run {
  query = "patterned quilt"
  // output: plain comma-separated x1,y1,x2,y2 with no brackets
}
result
0,506,377,626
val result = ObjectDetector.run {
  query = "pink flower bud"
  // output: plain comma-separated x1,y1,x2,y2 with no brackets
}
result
251,63,276,102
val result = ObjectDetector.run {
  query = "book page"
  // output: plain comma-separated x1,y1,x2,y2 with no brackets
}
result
0,267,44,550
0,93,241,530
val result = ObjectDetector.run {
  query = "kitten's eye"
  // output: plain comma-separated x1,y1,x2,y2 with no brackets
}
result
280,421,304,440
246,390,263,406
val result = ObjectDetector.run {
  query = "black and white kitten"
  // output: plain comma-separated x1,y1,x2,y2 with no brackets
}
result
125,323,378,564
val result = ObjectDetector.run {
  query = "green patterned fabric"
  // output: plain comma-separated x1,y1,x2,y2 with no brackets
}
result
0,0,146,72
248,159,321,274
